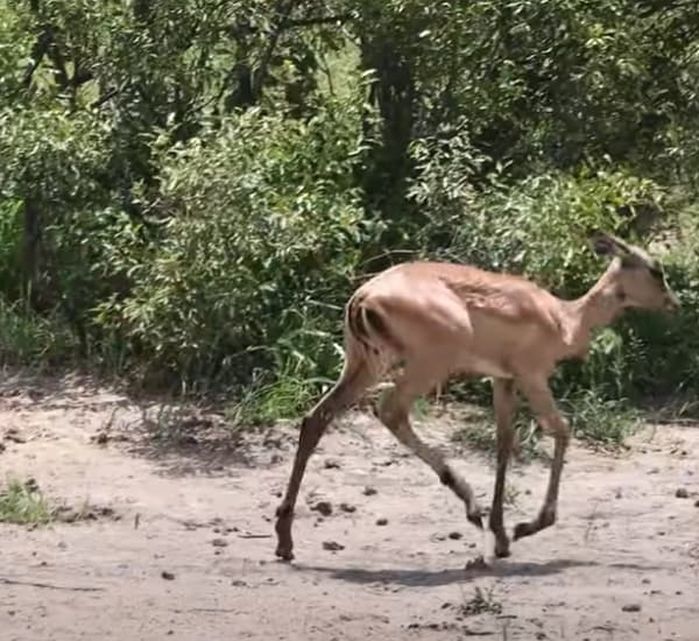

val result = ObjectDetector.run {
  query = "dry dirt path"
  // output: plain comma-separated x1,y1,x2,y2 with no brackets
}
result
1,376,698,640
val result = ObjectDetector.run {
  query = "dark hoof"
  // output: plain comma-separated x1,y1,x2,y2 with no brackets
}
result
494,542,511,558
513,521,533,541
275,545,295,562
467,512,484,529
513,509,555,541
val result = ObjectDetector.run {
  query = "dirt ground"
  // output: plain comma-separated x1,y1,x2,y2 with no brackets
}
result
1,373,698,641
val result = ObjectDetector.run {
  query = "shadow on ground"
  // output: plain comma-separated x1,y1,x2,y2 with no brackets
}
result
292,558,599,588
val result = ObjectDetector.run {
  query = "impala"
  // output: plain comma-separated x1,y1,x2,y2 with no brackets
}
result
274,231,679,562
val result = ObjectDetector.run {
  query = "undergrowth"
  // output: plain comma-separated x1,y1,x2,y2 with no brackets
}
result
0,478,52,526
452,386,638,452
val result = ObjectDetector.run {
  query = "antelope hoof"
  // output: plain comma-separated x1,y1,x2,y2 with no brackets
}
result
275,544,295,562
467,511,484,529
494,538,511,558
466,502,485,529
513,509,556,541
512,523,534,541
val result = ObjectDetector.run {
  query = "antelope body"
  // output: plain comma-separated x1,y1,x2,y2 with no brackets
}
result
274,232,679,562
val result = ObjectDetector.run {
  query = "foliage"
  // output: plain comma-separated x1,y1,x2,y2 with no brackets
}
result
1,0,699,439
93,100,369,388
0,478,52,526
0,298,79,367
562,389,638,447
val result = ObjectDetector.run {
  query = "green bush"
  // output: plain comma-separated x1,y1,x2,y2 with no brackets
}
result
409,148,698,432
93,102,372,389
449,169,663,293
0,298,78,368
0,478,51,526
0,198,22,299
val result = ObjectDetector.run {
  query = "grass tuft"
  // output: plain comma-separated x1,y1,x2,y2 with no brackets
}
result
563,389,639,448
0,478,52,526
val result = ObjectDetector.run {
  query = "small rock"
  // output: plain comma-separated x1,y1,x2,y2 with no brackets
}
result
339,503,356,513
376,518,388,526
5,429,25,443
231,579,248,587
694,499,699,508
212,538,229,547
363,486,378,496
324,459,341,469
621,603,641,612
94,432,109,445
675,488,689,499
161,571,175,580
322,540,345,551
448,531,463,540
641,578,651,584
310,501,333,517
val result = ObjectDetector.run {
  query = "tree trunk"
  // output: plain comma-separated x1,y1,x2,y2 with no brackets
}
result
359,33,416,256
22,196,42,306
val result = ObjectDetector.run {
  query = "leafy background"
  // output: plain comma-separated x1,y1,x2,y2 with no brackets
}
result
2,0,699,436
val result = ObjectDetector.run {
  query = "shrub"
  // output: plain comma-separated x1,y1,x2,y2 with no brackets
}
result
94,101,372,390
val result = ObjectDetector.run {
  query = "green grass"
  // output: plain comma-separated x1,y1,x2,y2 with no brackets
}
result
563,389,639,448
0,478,52,525
0,298,79,368
459,586,503,617
451,408,543,463
451,388,636,455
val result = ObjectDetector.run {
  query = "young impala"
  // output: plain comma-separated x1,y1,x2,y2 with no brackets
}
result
274,231,679,562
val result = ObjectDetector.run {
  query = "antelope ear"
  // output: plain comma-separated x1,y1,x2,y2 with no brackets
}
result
588,230,632,259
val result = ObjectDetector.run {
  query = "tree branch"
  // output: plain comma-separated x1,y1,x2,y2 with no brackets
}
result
227,12,352,38
250,0,297,101
22,30,52,88
285,13,353,28
46,38,70,90
90,86,120,109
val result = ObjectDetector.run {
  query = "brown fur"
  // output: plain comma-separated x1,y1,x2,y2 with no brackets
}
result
274,232,679,563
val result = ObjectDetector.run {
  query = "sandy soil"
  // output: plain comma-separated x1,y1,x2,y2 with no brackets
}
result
1,373,698,641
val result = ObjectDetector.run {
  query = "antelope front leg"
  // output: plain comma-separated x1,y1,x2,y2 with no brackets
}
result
513,378,570,542
489,379,518,558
